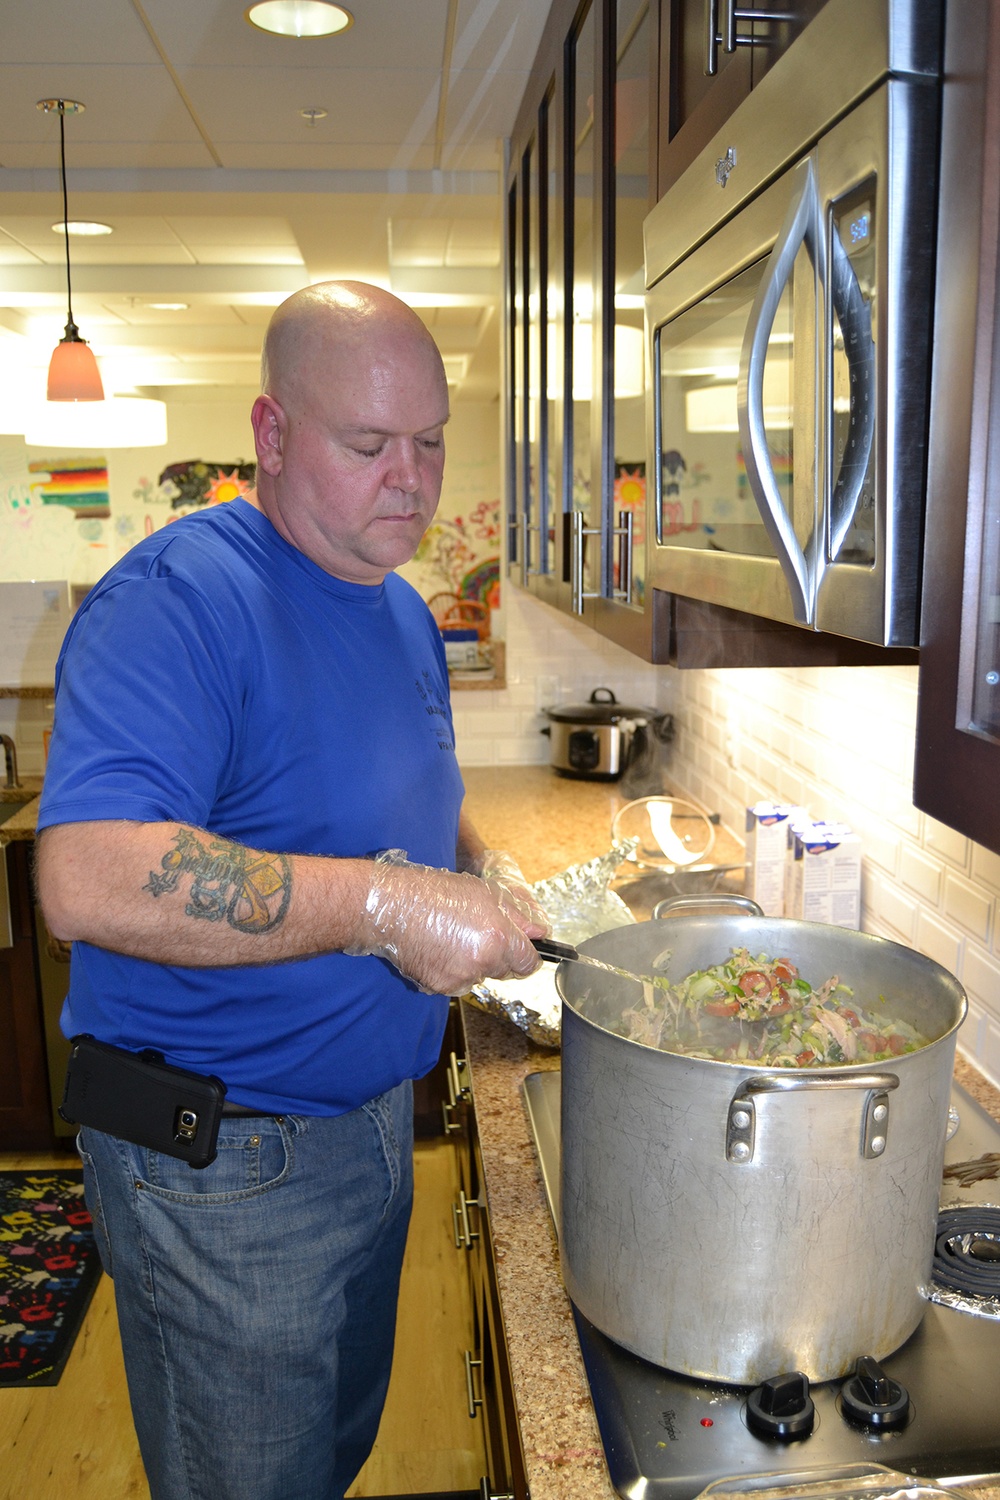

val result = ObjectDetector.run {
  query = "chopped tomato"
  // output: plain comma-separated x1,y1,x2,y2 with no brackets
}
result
705,999,741,1017
795,1049,815,1065
738,970,773,998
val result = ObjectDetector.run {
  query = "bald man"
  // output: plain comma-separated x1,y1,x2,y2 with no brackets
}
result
36,282,543,1500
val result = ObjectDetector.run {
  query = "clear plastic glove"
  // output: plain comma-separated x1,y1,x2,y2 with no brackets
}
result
345,851,544,996
465,849,552,937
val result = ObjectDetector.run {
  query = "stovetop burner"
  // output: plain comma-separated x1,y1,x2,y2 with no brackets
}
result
523,1070,1000,1500
933,1206,1000,1302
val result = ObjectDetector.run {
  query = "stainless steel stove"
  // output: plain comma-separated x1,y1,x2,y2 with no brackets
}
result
523,1070,1000,1499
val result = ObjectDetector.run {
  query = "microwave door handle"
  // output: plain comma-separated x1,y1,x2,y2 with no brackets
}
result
738,162,821,626
828,229,876,560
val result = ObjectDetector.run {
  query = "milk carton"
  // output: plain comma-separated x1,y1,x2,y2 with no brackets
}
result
786,821,862,929
744,802,809,916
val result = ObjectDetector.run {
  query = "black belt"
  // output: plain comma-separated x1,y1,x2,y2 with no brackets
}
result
221,1102,284,1118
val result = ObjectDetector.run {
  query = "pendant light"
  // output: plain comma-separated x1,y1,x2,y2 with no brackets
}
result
37,98,105,403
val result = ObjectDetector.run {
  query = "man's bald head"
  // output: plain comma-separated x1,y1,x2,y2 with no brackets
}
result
260,281,444,416
248,279,450,583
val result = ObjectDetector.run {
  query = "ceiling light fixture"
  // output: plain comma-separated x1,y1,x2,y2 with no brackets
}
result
52,220,113,237
24,395,168,450
37,98,105,403
245,1,353,38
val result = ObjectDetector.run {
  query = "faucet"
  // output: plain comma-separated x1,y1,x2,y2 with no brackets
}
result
0,735,21,790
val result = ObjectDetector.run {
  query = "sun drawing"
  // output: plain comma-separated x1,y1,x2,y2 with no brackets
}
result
204,468,251,505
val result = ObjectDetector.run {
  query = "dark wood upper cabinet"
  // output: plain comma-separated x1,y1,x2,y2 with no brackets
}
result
914,0,1000,858
656,0,828,198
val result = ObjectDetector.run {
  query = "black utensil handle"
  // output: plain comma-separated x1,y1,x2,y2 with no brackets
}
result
532,936,580,962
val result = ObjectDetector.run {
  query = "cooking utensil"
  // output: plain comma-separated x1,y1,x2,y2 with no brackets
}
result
532,935,654,989
557,896,967,1385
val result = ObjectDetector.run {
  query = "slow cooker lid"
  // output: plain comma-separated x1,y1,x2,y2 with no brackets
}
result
546,688,656,724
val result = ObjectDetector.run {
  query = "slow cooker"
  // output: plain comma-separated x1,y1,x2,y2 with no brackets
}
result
541,687,673,781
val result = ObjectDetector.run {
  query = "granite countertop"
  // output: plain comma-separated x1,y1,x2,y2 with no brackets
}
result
458,764,1000,1500
0,779,43,844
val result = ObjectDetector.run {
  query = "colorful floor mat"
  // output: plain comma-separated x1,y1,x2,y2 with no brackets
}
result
0,1167,102,1386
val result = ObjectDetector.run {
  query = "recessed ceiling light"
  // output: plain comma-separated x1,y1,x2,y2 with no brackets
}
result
245,2,353,38
52,220,113,237
147,302,189,311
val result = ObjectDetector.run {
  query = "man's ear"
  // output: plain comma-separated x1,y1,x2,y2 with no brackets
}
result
251,394,286,477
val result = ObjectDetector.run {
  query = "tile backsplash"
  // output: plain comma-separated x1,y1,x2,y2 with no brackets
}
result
454,588,1000,1088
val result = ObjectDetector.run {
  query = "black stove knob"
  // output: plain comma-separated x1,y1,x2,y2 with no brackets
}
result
746,1370,815,1440
840,1355,910,1432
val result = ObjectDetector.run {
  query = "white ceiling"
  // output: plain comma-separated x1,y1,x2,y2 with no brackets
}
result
0,0,552,404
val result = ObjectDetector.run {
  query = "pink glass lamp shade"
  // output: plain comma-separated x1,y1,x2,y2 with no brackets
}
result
47,323,105,402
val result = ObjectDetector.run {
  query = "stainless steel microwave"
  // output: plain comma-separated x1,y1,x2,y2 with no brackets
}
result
643,0,943,646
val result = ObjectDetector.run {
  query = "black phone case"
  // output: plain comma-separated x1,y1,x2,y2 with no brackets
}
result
60,1034,227,1168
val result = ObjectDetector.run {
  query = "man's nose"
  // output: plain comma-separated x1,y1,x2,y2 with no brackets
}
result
385,440,420,493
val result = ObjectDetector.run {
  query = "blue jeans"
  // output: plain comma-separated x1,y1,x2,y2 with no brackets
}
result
78,1081,414,1500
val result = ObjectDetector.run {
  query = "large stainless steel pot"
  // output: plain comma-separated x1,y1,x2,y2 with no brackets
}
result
557,907,967,1386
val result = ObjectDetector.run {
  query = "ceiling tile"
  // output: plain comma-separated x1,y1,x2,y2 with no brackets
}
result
140,0,452,71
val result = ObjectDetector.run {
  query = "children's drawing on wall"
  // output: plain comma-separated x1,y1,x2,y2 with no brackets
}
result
28,456,110,519
125,461,257,547
613,462,646,603
407,497,500,617
160,460,256,511
659,447,714,537
0,443,111,584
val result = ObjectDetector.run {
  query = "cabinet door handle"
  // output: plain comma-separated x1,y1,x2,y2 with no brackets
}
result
479,1480,515,1500
706,2,793,75
452,1189,481,1250
464,1348,484,1417
612,508,633,603
447,1050,471,1104
570,510,602,614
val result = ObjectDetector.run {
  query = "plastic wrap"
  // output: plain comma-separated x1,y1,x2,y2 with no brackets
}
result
468,839,638,1046
695,1465,961,1500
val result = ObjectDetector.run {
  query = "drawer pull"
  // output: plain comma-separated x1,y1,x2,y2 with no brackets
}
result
464,1348,484,1417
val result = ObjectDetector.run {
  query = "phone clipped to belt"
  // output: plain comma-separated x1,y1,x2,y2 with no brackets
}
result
60,1034,227,1168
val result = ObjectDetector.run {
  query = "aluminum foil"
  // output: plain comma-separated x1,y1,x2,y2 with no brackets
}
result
468,838,638,1048
921,1198,1000,1319
923,1282,1000,1319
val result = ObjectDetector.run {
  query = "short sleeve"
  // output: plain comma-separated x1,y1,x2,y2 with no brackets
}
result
37,574,243,832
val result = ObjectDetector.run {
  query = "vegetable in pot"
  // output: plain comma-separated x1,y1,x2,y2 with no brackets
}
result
607,947,930,1066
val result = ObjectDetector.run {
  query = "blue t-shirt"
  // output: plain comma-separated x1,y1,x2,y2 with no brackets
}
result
37,497,464,1114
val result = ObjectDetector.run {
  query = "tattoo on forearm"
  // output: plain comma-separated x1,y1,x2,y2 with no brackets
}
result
144,827,292,934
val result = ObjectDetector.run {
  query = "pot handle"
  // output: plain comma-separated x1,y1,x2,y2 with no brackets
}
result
653,894,764,919
727,1071,900,1164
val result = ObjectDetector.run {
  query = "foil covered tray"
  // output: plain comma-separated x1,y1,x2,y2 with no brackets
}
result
468,839,638,1047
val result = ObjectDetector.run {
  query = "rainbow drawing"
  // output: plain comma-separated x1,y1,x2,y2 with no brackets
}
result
28,457,110,518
